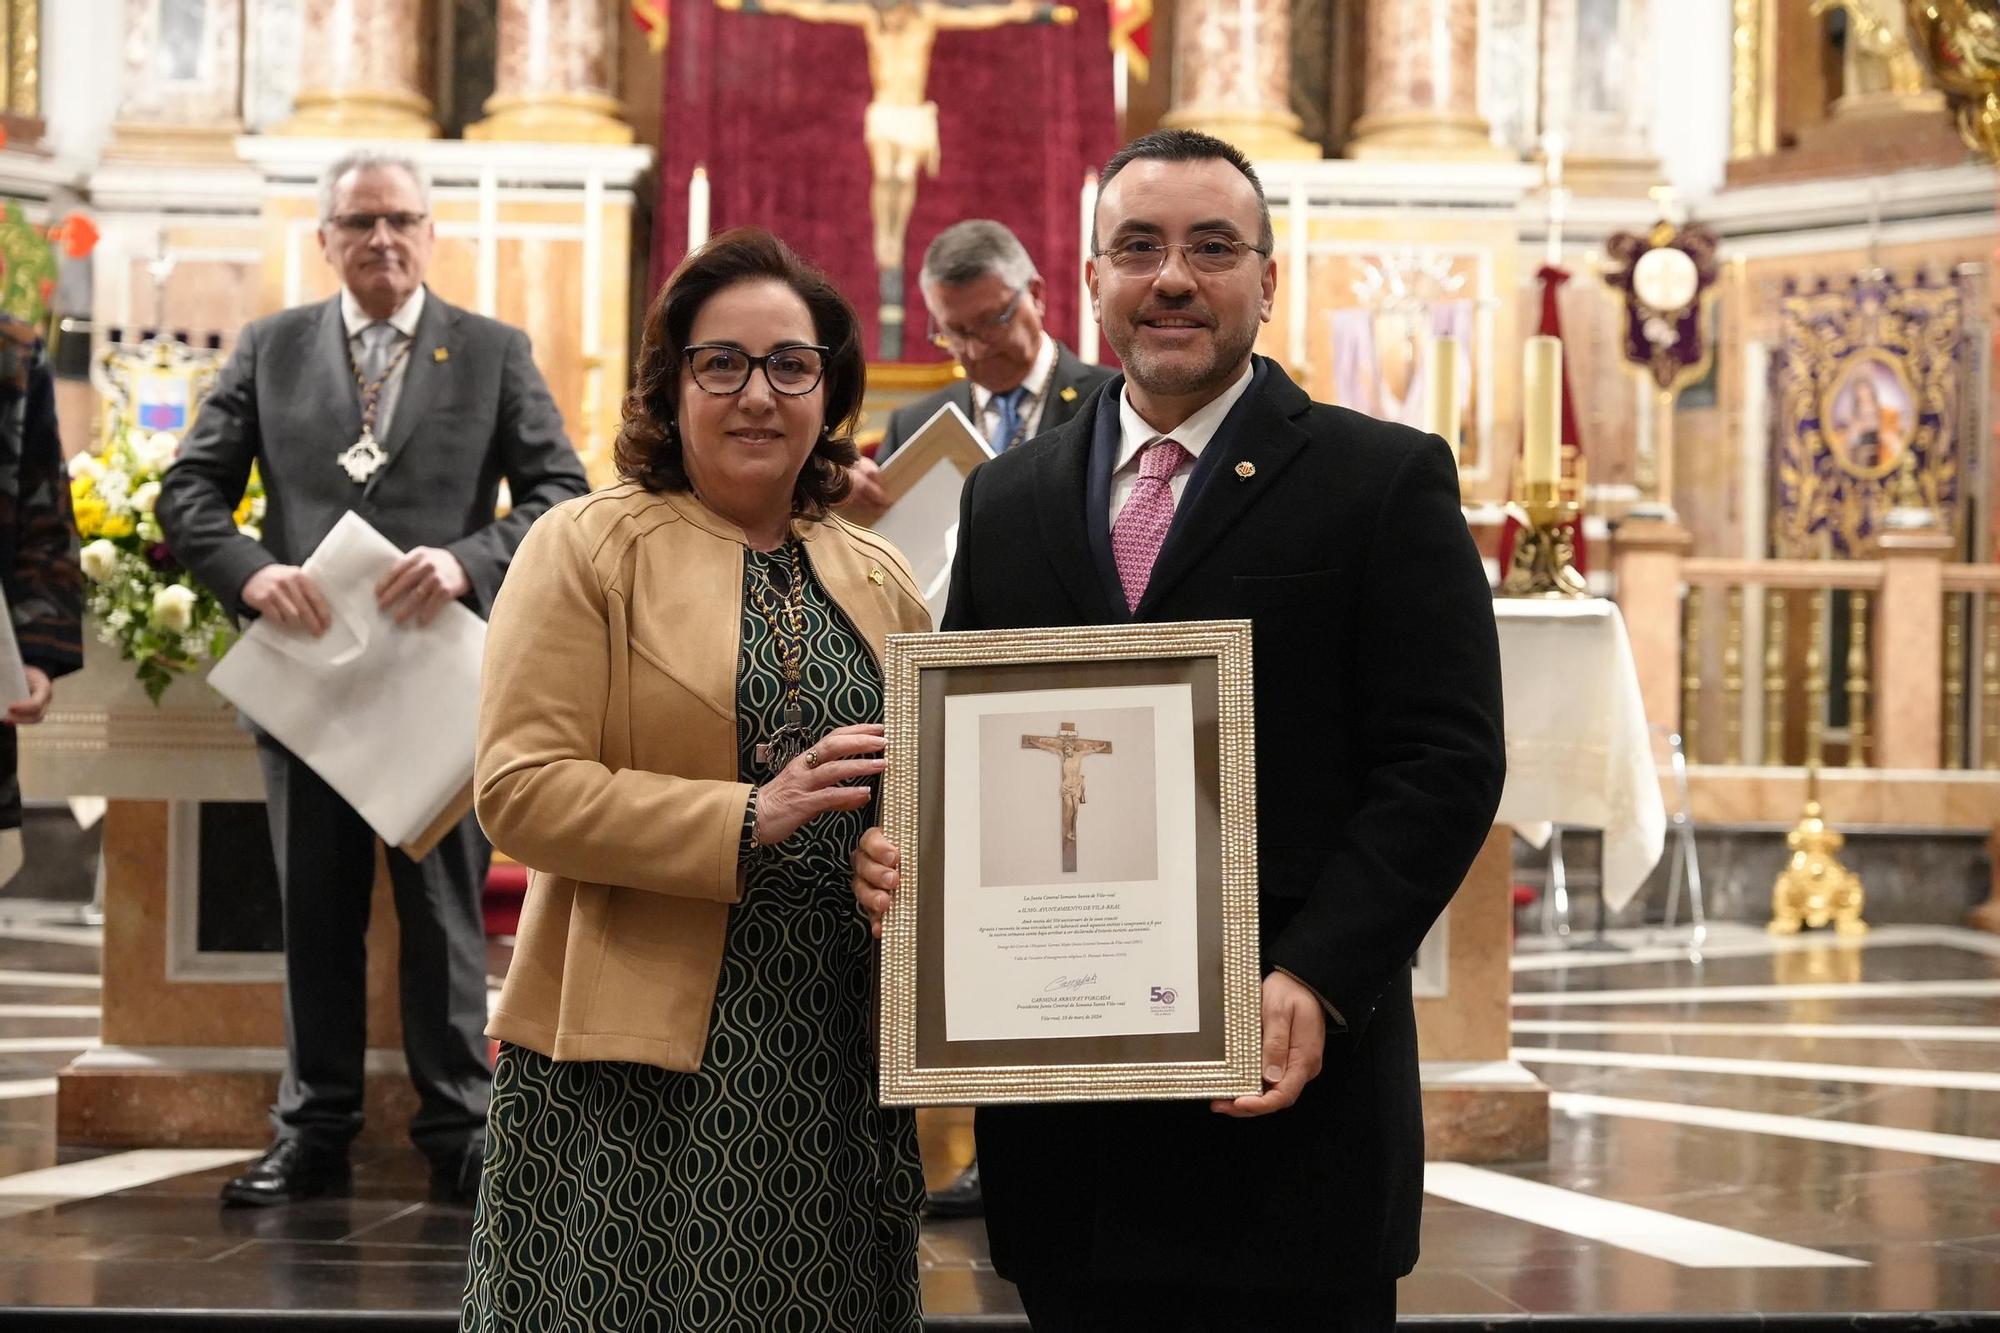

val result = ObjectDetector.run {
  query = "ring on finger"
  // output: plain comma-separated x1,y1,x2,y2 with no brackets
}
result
803,748,821,769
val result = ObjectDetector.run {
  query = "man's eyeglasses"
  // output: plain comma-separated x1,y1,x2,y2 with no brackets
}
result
331,211,429,236
685,343,830,396
928,288,1024,351
1094,235,1269,277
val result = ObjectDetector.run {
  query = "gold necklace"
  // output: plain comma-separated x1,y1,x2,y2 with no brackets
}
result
748,540,808,772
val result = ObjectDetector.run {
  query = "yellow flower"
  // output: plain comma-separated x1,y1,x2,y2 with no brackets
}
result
70,475,95,503
99,513,136,539
73,496,107,538
233,497,255,526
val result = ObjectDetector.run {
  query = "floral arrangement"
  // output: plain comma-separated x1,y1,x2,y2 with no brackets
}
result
72,424,263,702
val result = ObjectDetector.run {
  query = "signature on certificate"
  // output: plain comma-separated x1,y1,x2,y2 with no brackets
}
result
1042,973,1100,993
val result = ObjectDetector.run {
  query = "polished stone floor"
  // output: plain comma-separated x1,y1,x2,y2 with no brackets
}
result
2,908,1998,1326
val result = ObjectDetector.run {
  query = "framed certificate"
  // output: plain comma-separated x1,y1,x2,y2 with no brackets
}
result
878,620,1262,1105
871,402,990,623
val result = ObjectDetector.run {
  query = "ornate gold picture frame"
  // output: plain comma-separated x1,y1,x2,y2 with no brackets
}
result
878,620,1262,1106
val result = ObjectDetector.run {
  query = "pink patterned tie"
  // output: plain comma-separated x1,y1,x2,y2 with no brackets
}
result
1111,437,1190,612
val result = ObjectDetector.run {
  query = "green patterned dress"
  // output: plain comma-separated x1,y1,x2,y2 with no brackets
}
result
461,540,923,1332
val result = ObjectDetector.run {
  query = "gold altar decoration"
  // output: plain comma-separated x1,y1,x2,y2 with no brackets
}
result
1906,0,2000,161
1500,480,1588,599
1813,0,1943,117
1768,769,1869,935
1773,270,1965,557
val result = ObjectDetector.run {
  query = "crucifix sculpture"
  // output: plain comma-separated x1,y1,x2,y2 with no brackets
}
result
1020,721,1113,873
715,0,1075,357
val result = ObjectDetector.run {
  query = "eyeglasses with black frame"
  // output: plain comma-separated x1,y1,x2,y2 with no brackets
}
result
1093,234,1270,277
684,343,830,396
330,211,429,236
927,288,1025,351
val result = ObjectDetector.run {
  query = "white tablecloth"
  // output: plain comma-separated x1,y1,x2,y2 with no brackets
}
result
1493,599,1666,911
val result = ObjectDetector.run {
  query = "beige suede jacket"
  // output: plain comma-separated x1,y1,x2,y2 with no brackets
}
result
477,483,930,1072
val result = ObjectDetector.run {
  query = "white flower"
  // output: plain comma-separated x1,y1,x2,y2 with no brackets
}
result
151,584,197,633
68,453,105,483
237,523,261,542
130,481,161,514
139,432,181,473
80,539,119,582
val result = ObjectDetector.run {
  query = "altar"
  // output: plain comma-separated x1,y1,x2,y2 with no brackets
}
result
20,642,419,1147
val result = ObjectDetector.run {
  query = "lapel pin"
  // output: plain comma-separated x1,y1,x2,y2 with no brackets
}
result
433,347,449,363
868,565,885,586
1059,385,1078,403
1235,461,1256,479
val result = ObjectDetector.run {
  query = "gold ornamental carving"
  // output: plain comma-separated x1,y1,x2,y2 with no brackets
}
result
1813,0,1943,117
1906,0,2000,161
1768,770,1868,935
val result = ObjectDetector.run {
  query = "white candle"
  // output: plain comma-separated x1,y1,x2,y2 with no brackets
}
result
688,165,710,252
1522,335,1561,487
1428,335,1460,462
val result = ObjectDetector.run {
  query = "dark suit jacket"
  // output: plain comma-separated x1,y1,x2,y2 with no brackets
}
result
947,357,1506,1290
158,289,588,620
875,339,1114,462
0,318,81,843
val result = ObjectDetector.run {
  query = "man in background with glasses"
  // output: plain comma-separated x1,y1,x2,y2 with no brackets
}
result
844,219,1113,524
158,149,588,1210
854,130,1504,1329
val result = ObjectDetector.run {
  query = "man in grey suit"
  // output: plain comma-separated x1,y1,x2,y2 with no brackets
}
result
157,149,589,1207
844,219,1113,524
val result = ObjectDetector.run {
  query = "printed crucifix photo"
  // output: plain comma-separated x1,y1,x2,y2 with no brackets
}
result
977,706,1158,887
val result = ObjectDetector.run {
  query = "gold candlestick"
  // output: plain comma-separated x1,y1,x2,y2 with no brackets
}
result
1500,479,1588,598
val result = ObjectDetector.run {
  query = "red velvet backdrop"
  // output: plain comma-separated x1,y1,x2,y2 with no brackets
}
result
654,0,1118,361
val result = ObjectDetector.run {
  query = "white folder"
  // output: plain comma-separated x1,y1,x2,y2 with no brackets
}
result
872,401,991,624
209,511,485,857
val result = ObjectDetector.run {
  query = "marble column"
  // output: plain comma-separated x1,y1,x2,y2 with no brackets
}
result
1158,0,1320,160
108,0,244,161
1347,0,1504,160
274,0,436,139
468,0,633,143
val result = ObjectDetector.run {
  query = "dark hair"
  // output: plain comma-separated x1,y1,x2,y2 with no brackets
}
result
1092,129,1275,256
615,227,863,516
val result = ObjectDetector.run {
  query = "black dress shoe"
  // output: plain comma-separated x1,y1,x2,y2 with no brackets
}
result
924,1160,983,1220
220,1139,351,1207
429,1137,485,1206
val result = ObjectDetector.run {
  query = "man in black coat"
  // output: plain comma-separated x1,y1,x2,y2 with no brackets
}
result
854,129,1505,1328
158,150,588,1208
0,315,82,886
844,219,1113,527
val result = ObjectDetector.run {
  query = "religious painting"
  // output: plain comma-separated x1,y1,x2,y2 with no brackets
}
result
878,621,1261,1104
155,0,211,84
116,0,243,125
1539,0,1653,161
1821,349,1917,479
1312,246,1490,473
1773,270,1968,557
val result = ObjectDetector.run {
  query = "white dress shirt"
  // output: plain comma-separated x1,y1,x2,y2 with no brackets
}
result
1108,360,1255,529
340,285,426,438
970,333,1058,449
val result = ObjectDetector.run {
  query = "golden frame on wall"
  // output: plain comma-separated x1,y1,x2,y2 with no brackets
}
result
877,621,1262,1106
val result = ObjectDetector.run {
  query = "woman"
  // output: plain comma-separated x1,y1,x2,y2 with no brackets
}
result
463,228,930,1330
